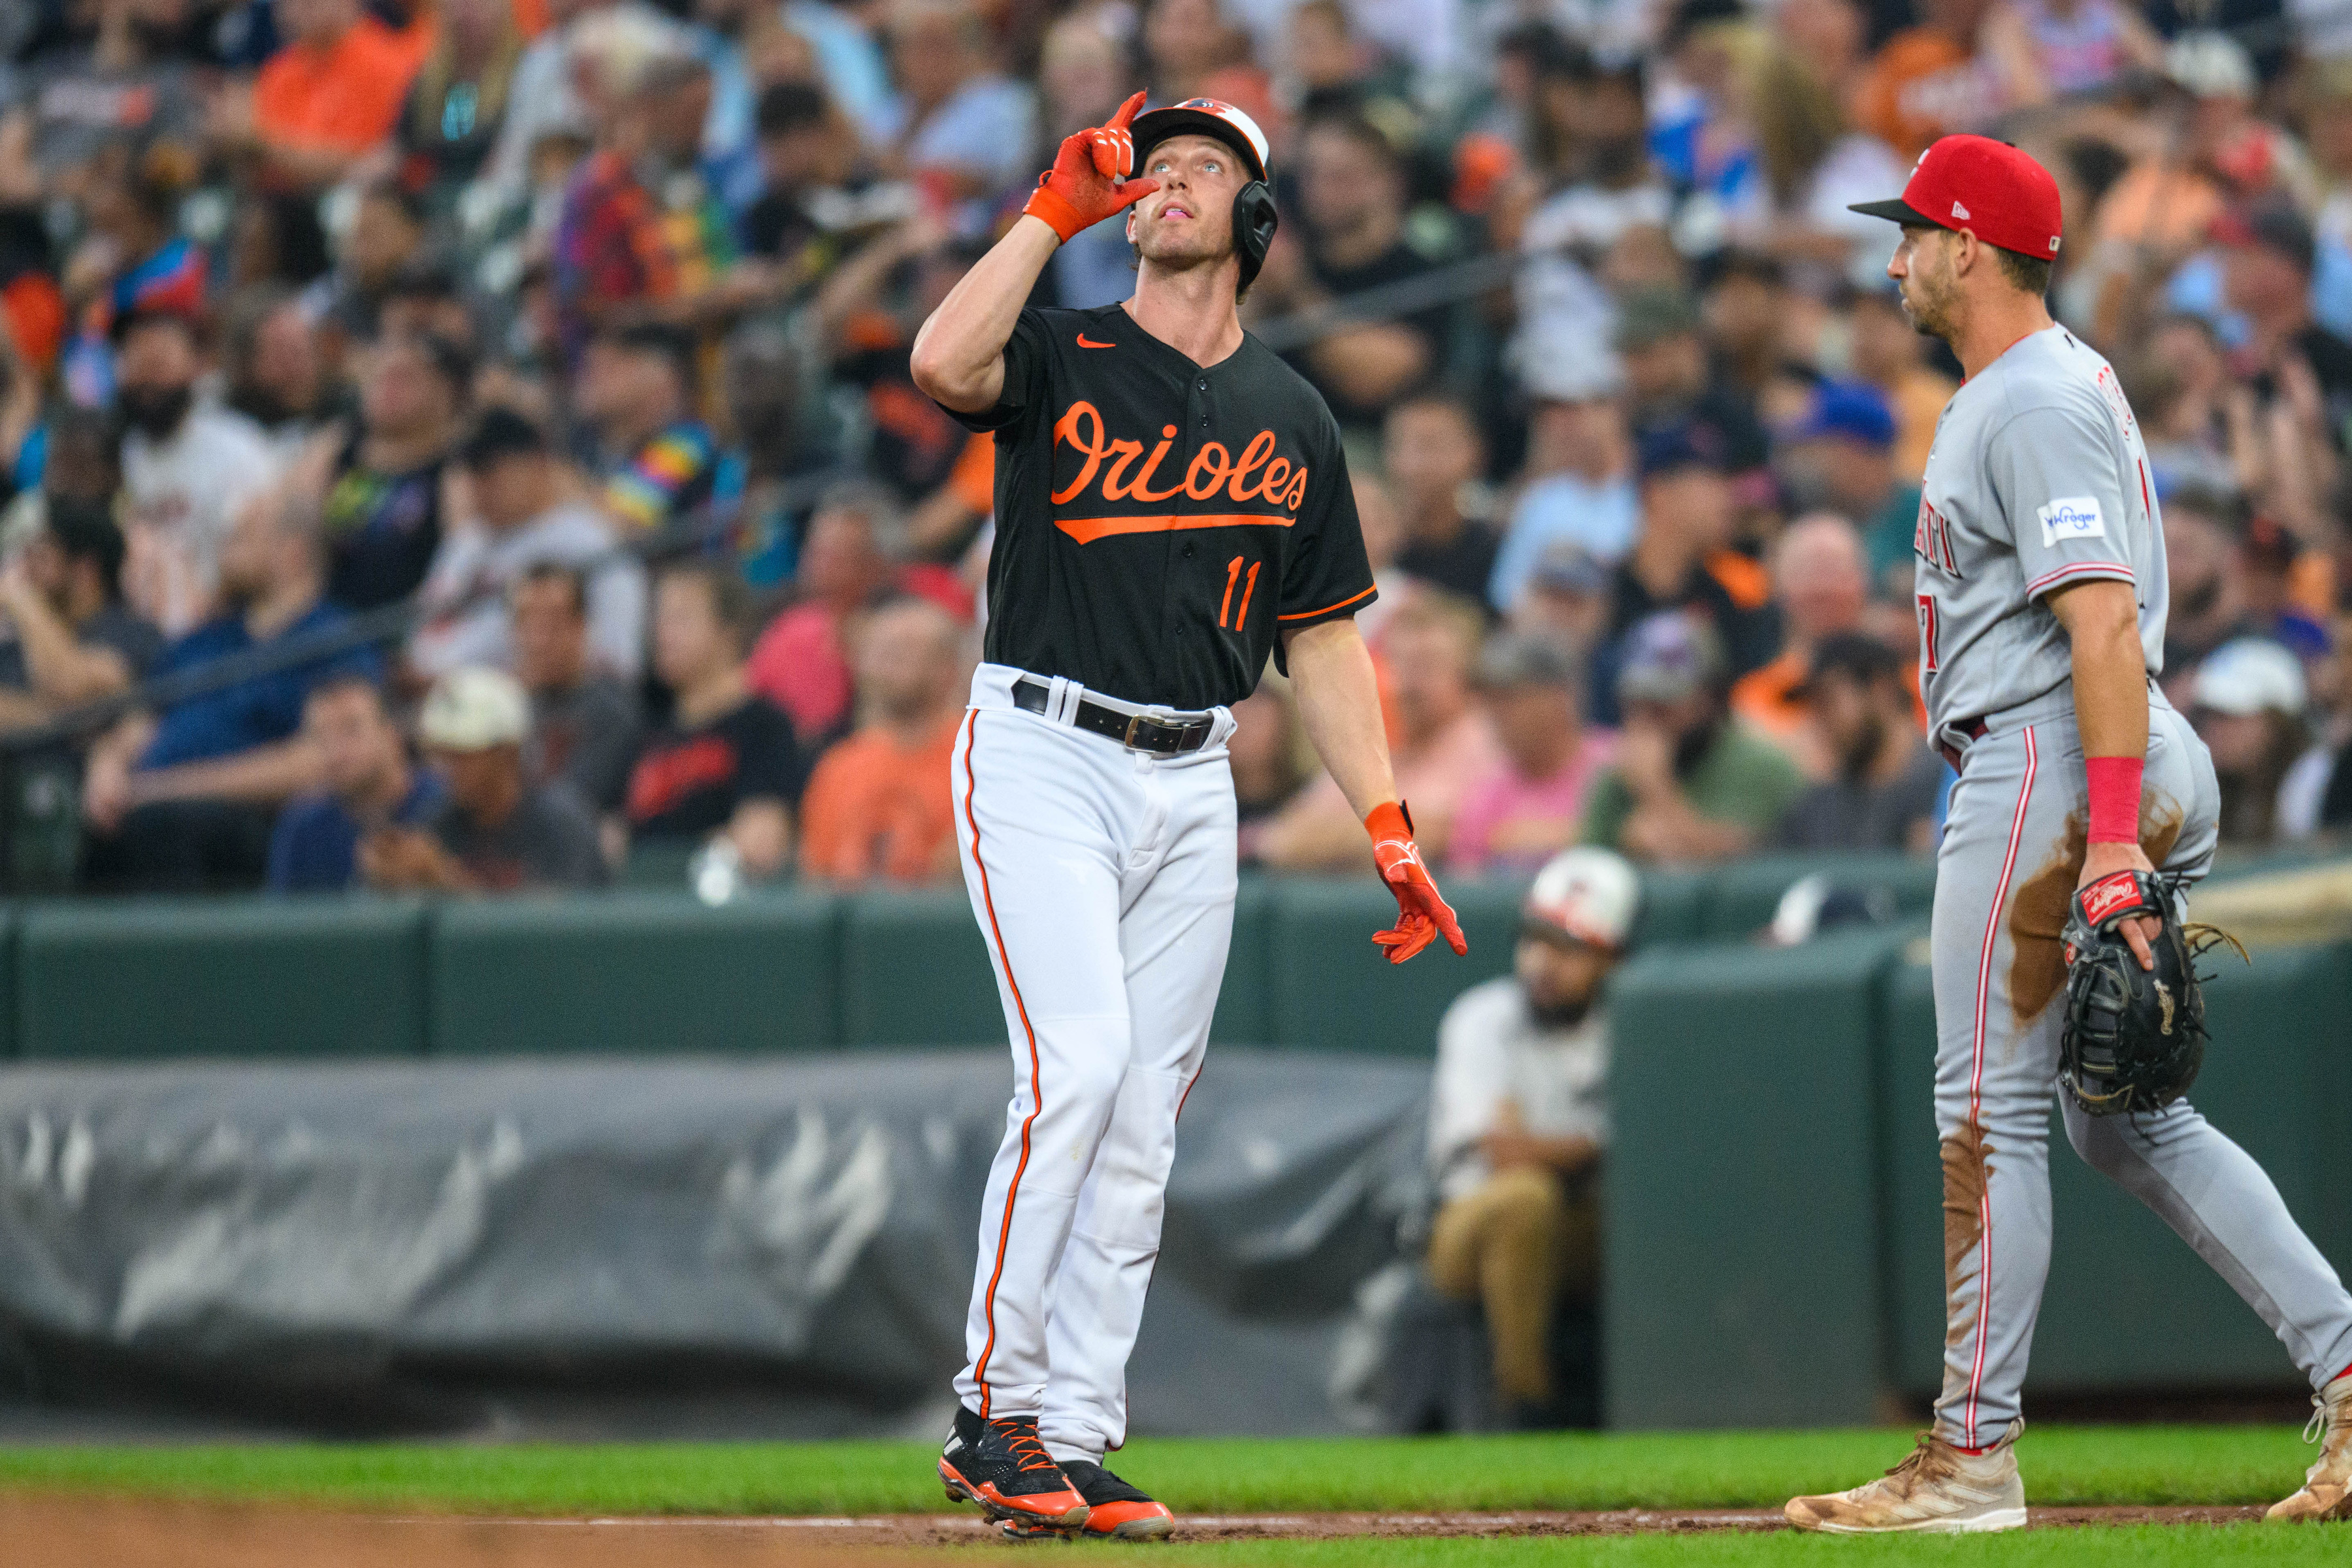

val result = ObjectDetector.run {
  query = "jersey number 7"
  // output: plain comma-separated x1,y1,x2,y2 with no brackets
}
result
1916,591,1939,673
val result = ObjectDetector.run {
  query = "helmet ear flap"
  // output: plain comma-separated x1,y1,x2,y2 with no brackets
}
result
1233,180,1278,290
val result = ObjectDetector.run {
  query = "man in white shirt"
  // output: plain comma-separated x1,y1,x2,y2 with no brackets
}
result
1426,845,1638,1419
115,310,278,635
408,408,647,683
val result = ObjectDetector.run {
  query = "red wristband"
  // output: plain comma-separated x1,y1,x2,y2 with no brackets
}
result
2084,755,2143,844
1364,800,1412,844
1021,180,1083,243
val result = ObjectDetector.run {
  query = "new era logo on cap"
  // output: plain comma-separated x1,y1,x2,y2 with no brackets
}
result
1850,135,2063,261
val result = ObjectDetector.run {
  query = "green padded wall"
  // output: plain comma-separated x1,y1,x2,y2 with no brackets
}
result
1699,852,1940,941
1210,879,1273,1043
1878,938,2352,1397
1607,924,1910,1428
429,892,839,1055
1630,868,1707,947
18,898,428,1059
1266,877,1526,1054
841,886,1002,1045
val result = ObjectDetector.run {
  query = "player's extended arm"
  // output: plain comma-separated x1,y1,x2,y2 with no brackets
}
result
909,91,1160,415
1284,617,1467,964
2048,577,2159,969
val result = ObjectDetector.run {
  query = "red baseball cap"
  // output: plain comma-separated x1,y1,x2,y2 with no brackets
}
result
1850,135,2063,259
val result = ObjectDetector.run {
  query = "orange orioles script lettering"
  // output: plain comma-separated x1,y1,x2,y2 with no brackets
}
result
1050,400,1310,526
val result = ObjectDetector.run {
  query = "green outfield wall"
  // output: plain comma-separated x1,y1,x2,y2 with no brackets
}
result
1,850,2339,1429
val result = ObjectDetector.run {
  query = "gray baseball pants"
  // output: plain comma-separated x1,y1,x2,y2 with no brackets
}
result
1931,690,2352,1448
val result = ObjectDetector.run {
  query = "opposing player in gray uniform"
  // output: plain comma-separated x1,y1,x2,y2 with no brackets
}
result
1785,135,2352,1533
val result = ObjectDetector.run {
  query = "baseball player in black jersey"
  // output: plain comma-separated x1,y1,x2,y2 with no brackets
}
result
909,93,1465,1539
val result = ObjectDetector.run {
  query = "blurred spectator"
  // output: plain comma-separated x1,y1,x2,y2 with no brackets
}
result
315,182,428,342
746,481,913,749
267,674,446,891
367,665,608,890
58,143,205,406
1771,634,1945,853
2160,485,2255,700
2189,636,2309,847
1426,847,1636,1422
83,487,380,890
1731,512,1871,768
1510,544,1615,664
1847,287,1958,482
116,308,280,636
1031,14,1141,311
1854,0,2034,161
2212,199,2352,530
1448,634,1615,877
312,331,470,610
380,262,482,355
715,321,818,587
410,407,646,682
513,561,642,815
1614,288,1770,476
222,286,332,461
1493,392,1637,614
0,496,161,732
229,0,429,191
392,0,523,208
1231,681,1308,861
2130,316,2247,502
1581,612,1804,864
742,79,870,283
1250,112,1443,430
1981,0,2164,101
1774,382,1918,580
1385,395,1501,608
1508,50,1669,405
798,596,964,885
886,0,1035,224
8,0,206,184
2088,35,2301,292
2238,514,2330,661
552,40,759,354
625,560,802,877
1605,427,1778,706
580,321,719,532
1258,596,1501,870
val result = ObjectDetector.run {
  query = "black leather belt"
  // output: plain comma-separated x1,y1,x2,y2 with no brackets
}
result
1936,716,1989,773
1013,677,1216,756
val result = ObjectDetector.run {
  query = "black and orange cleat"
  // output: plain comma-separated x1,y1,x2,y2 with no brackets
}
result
1001,1459,1173,1542
939,1406,1090,1531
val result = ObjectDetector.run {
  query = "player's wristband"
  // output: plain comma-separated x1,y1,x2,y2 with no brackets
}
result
2084,755,2143,845
1021,178,1084,244
1364,800,1414,845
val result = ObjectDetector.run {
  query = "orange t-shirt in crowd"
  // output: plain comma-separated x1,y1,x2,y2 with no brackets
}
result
1854,29,2004,161
253,17,430,155
798,718,962,884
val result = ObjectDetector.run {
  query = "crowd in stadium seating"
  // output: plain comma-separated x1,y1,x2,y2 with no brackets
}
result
1,0,2351,894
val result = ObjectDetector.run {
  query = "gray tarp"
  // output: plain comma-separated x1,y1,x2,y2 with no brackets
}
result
0,1049,1431,1437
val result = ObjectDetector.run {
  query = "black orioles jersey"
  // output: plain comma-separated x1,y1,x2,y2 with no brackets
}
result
945,302,1376,711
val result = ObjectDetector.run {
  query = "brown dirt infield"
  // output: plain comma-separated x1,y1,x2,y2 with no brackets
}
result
3,1493,2271,1563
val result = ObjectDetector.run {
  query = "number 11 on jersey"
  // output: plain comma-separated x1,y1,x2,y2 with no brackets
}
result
1219,555,1260,630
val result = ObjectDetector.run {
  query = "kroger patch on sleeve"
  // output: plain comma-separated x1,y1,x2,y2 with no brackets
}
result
2038,496,2105,547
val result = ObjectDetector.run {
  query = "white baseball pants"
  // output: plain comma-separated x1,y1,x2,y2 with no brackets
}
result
1931,691,2352,1449
949,663,1238,1463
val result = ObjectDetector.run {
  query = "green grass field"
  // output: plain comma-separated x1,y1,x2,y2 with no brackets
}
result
1,1428,2342,1565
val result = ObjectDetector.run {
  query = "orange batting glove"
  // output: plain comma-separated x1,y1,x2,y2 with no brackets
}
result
1365,800,1467,965
1022,90,1162,242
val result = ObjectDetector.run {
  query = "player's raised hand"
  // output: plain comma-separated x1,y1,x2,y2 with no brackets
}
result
1022,91,1162,242
1365,801,1467,964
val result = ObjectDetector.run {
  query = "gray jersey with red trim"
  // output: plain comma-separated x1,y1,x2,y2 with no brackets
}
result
1911,325,2166,742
